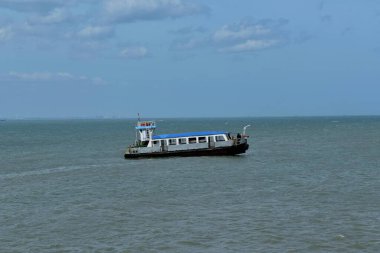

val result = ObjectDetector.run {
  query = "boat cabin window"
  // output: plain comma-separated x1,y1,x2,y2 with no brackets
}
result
179,138,187,144
198,136,206,143
169,139,177,145
141,141,149,146
215,135,226,142
189,137,197,144
153,140,159,146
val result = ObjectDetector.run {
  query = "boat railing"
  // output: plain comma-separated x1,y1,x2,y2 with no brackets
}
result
231,133,248,145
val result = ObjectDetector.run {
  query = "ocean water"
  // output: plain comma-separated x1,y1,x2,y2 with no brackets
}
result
1,117,380,252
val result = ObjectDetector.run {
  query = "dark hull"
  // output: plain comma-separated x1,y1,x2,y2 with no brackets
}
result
124,143,249,159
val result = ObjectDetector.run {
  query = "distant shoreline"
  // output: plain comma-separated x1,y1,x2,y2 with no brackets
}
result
1,115,380,121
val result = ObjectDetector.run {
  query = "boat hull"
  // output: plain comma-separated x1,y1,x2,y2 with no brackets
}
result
124,143,249,159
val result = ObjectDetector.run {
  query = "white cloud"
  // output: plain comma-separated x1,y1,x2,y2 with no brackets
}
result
170,26,206,35
9,71,53,81
28,8,70,25
1,71,107,85
120,46,148,59
104,0,208,23
0,0,69,13
172,37,205,50
170,19,288,54
213,24,271,42
219,39,278,53
0,26,13,41
77,26,114,39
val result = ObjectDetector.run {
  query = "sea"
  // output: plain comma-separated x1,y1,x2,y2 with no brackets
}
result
1,117,379,252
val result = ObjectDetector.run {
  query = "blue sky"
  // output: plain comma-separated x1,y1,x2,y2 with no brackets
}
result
0,0,379,118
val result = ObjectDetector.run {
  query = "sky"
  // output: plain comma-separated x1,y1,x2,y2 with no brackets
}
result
0,0,379,118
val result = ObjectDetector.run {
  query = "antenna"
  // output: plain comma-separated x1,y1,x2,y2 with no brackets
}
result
138,113,141,121
243,125,251,135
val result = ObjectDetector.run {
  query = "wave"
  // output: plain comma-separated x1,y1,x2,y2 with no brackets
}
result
0,164,101,180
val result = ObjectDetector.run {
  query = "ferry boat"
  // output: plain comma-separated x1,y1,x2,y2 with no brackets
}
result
124,121,250,158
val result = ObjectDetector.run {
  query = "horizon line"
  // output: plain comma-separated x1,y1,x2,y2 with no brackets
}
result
1,114,380,121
